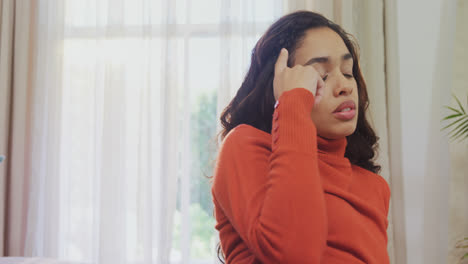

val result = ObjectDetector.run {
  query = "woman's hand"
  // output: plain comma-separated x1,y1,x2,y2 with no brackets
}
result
273,48,324,105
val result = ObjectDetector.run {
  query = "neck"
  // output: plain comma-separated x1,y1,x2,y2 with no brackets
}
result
317,135,348,158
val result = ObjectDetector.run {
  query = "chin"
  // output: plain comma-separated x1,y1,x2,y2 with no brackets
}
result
320,124,357,139
342,127,357,138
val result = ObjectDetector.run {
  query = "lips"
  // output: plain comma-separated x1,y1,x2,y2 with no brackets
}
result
333,100,356,113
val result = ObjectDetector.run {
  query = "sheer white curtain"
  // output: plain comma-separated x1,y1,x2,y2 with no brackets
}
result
4,0,397,263
22,0,284,263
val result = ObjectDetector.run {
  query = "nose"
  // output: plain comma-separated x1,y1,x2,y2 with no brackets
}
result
331,73,353,97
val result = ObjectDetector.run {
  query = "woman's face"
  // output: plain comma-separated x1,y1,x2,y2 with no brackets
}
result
293,27,359,139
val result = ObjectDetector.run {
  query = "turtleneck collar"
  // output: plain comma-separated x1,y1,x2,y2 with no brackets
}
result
317,135,348,158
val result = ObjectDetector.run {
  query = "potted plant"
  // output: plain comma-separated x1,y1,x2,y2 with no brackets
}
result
441,94,468,263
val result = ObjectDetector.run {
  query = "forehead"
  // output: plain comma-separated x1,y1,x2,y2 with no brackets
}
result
293,27,351,65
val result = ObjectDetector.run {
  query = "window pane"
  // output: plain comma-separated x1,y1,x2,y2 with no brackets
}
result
65,0,164,27
63,38,166,262
189,38,220,96
65,0,99,27
62,39,99,262
190,0,221,24
188,37,219,259
62,1,281,263
175,37,220,261
124,0,143,25
176,0,188,24
255,0,276,22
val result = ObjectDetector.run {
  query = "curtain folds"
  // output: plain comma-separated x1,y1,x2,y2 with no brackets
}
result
0,0,36,256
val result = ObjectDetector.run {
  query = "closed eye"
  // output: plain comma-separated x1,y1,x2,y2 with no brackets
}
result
322,73,353,81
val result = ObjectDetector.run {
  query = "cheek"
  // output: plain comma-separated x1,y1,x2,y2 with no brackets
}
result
310,106,329,124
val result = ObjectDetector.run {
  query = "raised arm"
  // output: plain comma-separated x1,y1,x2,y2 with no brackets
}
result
213,87,328,263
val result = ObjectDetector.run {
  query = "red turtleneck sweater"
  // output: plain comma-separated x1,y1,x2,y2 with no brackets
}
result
211,88,391,263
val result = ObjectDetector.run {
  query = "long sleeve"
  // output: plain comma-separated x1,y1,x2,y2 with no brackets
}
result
213,196,262,264
212,88,328,263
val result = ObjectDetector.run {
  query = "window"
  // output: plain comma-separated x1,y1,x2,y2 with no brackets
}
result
61,0,282,262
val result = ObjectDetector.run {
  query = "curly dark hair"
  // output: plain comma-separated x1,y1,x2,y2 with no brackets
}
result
214,10,381,263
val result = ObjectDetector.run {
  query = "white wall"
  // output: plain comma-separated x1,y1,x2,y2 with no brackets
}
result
393,0,458,263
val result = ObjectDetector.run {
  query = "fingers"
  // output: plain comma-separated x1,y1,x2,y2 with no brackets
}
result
317,75,325,91
315,77,324,105
274,48,288,76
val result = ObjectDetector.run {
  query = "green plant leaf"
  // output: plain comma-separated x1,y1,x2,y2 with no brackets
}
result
461,133,468,141
449,121,468,137
443,113,462,120
453,93,466,114
448,118,468,136
452,125,468,142
442,115,467,131
461,252,468,260
443,105,462,115
442,94,468,142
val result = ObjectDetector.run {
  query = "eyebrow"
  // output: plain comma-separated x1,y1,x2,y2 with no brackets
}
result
304,53,353,66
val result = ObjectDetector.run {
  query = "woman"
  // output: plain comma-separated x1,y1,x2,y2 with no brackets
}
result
211,11,390,264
